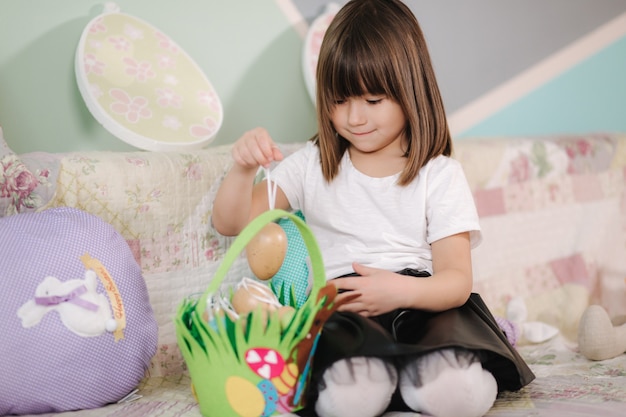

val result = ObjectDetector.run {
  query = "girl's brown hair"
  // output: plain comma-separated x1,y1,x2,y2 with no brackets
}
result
315,0,452,186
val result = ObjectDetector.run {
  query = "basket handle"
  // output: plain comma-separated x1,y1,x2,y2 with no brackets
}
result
195,209,326,317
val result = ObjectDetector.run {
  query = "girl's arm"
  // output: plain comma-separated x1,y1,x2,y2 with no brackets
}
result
333,232,473,315
413,231,474,310
212,128,289,236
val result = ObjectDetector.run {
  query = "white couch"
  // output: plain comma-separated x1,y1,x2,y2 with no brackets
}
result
17,133,626,416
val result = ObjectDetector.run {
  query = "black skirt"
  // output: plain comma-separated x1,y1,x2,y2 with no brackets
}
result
298,269,535,415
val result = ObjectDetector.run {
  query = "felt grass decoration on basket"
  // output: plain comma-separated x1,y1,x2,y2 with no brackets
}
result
175,209,341,417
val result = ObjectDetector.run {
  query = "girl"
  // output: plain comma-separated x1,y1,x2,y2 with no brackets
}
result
212,1,534,416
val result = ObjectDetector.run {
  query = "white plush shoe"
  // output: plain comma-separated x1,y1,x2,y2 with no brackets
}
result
315,356,398,417
399,349,497,417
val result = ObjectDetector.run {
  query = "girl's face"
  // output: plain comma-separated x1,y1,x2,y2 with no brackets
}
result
330,95,407,155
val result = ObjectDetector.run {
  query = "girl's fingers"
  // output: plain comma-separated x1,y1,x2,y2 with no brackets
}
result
245,128,279,167
232,128,279,168
271,145,284,162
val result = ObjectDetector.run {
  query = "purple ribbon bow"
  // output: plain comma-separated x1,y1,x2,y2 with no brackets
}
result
34,285,100,312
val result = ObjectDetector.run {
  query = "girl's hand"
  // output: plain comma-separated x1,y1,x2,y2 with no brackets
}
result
232,127,284,170
212,127,287,236
334,233,474,315
333,262,412,317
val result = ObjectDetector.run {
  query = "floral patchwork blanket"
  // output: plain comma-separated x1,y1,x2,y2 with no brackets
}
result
2,130,625,416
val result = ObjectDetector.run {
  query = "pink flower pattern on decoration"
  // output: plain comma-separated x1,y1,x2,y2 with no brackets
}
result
89,84,104,100
163,75,179,86
109,88,152,123
84,54,105,76
124,24,144,41
123,57,156,82
89,17,106,34
155,31,179,54
157,55,176,69
189,117,218,139
0,154,50,216
198,90,220,112
162,116,182,130
156,87,182,108
108,36,131,51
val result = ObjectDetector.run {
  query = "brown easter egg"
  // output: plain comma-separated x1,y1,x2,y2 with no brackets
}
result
246,222,288,280
231,281,280,316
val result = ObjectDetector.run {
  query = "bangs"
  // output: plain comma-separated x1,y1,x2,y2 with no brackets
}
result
322,31,397,100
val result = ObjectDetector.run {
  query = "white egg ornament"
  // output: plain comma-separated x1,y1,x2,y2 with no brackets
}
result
246,222,288,280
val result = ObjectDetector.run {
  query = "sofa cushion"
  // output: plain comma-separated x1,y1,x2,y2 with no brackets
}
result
0,207,158,415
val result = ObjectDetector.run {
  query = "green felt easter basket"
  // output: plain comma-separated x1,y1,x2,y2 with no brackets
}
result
175,209,339,417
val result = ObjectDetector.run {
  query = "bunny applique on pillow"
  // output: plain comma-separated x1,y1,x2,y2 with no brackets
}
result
18,269,119,338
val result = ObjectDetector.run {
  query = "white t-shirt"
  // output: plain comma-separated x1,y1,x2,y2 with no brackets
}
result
272,141,482,280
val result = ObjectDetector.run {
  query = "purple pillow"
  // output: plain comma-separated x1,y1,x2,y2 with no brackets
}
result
0,207,158,415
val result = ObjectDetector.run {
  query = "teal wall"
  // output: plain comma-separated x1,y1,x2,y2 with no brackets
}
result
0,0,317,153
460,35,626,138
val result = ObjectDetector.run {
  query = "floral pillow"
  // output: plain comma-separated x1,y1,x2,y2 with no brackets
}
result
0,126,56,217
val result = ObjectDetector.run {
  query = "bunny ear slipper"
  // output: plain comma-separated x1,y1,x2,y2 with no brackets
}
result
314,357,398,417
